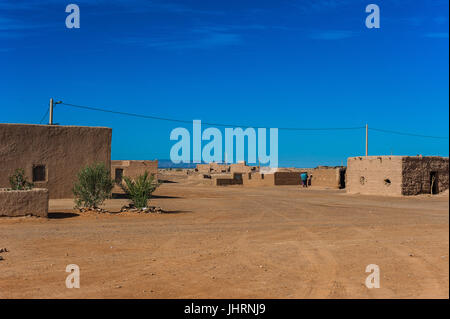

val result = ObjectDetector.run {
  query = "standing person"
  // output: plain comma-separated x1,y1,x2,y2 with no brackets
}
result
300,172,308,188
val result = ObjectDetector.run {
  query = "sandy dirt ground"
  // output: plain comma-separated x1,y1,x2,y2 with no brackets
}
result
0,172,448,298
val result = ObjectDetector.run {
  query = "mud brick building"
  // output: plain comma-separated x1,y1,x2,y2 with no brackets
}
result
0,123,112,199
310,166,346,189
111,160,158,184
196,162,258,174
241,171,301,186
229,162,258,173
347,156,449,196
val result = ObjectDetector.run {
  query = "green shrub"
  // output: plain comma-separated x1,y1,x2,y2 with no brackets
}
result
120,171,160,208
72,162,114,209
9,168,34,190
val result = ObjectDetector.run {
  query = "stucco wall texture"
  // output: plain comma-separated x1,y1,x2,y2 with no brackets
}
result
347,156,449,196
0,188,48,217
0,124,112,199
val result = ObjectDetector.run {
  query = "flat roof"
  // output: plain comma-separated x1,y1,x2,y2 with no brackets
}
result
0,123,111,129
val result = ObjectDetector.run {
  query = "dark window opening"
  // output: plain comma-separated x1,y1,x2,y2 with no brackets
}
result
33,165,46,182
430,172,439,194
360,176,365,185
115,168,124,183
384,178,391,186
261,174,265,179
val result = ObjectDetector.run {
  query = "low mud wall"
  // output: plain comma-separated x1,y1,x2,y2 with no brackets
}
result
0,188,49,217
274,172,301,185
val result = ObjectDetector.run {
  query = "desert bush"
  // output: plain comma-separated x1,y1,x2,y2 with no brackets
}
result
120,171,160,208
72,162,114,209
9,168,33,190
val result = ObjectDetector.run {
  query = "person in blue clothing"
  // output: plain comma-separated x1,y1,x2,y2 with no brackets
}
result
300,172,308,188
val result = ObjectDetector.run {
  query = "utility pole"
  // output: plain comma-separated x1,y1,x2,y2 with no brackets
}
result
365,123,368,156
49,98,54,125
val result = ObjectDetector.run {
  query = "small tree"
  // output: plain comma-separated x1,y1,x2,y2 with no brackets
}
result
9,169,34,190
120,171,160,209
73,162,114,209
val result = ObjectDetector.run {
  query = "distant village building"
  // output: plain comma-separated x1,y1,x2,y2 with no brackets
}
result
111,160,158,184
0,123,112,199
347,156,449,196
195,161,258,174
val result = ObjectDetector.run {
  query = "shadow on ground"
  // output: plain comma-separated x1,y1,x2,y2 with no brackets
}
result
163,210,192,214
159,179,178,184
112,193,181,199
48,212,80,219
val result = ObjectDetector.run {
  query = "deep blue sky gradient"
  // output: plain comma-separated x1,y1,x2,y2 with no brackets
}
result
1,0,448,167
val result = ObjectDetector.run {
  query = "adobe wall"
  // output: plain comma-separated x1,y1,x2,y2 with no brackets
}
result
0,124,111,199
274,172,301,185
402,156,449,195
111,160,158,180
213,173,244,186
346,156,403,196
242,172,275,186
310,166,346,188
0,188,48,217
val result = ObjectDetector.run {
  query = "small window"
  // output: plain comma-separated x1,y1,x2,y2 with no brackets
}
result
33,165,46,182
384,178,391,186
115,168,124,183
360,176,365,185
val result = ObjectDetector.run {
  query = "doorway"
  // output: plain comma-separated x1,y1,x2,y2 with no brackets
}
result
339,169,346,189
115,168,124,184
430,171,438,194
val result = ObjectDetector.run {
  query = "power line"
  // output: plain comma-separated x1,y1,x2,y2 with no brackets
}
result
59,102,364,131
39,106,49,124
369,127,448,140
55,101,448,139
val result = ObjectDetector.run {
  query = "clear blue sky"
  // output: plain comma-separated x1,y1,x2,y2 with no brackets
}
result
1,0,448,167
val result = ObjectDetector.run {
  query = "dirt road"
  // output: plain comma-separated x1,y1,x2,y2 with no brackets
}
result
0,179,448,298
